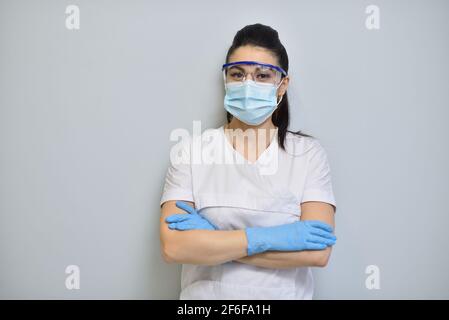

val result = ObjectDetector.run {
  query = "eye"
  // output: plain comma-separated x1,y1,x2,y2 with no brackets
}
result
230,71,244,79
256,73,272,80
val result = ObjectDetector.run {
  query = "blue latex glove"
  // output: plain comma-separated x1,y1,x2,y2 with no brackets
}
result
165,201,217,231
245,220,337,256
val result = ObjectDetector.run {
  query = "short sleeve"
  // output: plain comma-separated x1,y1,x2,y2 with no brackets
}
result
300,140,337,213
159,137,194,207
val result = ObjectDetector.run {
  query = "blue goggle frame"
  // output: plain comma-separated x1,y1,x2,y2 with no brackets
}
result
222,60,288,77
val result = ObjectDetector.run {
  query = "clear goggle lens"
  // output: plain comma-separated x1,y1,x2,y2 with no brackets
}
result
222,62,285,87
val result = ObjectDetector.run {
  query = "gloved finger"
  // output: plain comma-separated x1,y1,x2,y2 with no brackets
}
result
168,222,178,230
308,234,336,246
168,222,193,231
306,220,333,233
304,242,327,250
176,201,197,215
165,214,191,223
173,222,196,231
310,227,337,240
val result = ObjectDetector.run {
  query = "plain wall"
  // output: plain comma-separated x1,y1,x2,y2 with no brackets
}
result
1,0,448,299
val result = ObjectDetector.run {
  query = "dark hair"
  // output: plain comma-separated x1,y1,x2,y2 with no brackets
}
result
225,23,313,150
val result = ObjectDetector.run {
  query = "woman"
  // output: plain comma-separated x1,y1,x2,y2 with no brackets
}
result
159,24,337,300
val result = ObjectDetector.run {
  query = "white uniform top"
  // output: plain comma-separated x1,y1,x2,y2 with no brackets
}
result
160,125,337,300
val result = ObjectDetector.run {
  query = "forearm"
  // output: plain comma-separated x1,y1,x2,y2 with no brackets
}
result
239,201,336,269
235,247,332,269
162,229,248,266
161,200,248,266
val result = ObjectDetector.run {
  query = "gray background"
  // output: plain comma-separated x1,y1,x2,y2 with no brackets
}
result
1,0,448,299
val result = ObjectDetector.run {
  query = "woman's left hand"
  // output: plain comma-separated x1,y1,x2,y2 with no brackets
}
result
165,201,218,231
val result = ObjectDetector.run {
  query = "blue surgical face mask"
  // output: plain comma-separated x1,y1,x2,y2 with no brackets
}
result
224,79,283,126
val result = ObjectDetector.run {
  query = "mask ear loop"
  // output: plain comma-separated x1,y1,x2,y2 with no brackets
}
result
223,70,228,90
276,95,283,107
270,78,285,125
275,77,286,107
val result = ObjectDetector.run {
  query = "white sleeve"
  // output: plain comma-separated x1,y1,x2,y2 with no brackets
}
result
300,139,337,212
159,138,194,207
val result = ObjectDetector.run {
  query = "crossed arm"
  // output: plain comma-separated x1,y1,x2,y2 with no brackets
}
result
160,200,335,269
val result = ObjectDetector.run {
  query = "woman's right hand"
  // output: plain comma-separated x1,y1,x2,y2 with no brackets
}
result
245,220,337,256
165,200,217,231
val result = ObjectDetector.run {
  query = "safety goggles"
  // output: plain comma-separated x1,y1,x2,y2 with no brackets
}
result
222,60,288,87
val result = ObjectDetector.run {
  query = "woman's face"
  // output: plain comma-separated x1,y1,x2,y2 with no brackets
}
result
227,45,290,99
